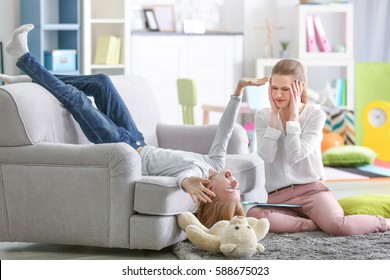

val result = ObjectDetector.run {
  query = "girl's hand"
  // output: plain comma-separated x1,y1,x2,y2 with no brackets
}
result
234,77,270,96
182,176,215,203
289,80,303,120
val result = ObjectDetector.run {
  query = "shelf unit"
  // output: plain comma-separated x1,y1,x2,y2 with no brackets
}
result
256,58,354,110
20,0,81,74
298,3,354,60
256,4,355,110
82,0,131,75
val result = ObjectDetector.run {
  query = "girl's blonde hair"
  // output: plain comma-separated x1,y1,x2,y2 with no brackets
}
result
271,59,308,103
196,197,245,228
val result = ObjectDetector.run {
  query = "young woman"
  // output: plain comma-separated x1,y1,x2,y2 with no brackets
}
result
247,58,390,235
3,24,269,228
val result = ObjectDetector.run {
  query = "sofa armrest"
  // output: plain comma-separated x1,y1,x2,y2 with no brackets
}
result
0,142,141,248
225,154,267,205
156,123,249,154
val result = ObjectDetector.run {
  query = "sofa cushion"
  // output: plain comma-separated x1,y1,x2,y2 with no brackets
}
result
0,75,161,147
134,176,196,215
134,153,264,215
0,83,89,146
129,214,187,250
110,75,161,147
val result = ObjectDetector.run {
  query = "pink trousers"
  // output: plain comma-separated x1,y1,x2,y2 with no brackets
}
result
247,181,387,235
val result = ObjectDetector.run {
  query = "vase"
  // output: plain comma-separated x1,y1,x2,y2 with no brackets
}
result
280,50,289,58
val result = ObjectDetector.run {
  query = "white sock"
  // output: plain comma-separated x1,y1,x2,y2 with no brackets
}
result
5,24,34,60
0,74,32,84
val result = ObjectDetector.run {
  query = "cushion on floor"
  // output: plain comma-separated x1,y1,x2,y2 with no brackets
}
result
339,194,390,217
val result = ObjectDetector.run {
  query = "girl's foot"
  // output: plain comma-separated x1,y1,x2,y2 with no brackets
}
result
5,24,34,59
0,74,32,84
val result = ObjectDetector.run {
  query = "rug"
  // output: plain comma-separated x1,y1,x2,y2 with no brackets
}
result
173,231,390,260
324,160,390,182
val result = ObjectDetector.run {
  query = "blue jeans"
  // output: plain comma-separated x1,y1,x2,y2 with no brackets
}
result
16,52,146,149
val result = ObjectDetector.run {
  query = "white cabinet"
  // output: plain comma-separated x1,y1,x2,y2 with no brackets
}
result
256,4,355,110
131,33,243,124
82,0,131,75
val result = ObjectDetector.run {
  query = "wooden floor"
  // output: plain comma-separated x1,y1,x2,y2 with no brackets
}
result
1,180,390,260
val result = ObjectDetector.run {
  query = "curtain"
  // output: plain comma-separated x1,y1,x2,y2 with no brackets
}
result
351,0,390,61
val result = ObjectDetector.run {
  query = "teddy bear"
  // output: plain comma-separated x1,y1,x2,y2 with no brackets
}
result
177,212,270,258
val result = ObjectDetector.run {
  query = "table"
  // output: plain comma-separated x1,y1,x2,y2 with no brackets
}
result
201,102,255,124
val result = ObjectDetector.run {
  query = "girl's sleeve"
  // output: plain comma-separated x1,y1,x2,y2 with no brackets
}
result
176,166,204,189
207,96,241,169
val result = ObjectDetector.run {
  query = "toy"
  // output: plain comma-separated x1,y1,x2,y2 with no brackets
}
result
178,212,270,258
321,132,344,153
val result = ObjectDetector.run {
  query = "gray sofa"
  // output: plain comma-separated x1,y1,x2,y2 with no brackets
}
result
0,75,266,250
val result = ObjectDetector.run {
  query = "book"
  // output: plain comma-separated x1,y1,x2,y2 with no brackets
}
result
312,14,332,52
111,37,122,64
242,202,302,208
306,14,317,52
341,79,347,106
94,36,122,65
333,78,346,106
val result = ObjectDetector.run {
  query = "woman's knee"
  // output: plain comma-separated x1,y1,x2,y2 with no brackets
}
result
317,215,354,236
247,207,268,219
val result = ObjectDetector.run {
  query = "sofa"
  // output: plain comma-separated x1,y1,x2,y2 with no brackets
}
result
0,75,266,250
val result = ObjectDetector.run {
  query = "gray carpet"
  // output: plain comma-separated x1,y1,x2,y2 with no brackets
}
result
173,231,390,260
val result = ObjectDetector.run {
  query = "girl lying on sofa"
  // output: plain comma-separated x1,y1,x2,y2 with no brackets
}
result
2,24,269,228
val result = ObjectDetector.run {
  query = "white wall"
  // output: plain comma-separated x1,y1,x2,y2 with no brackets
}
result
0,0,302,77
222,0,299,76
0,0,21,75
3,0,373,78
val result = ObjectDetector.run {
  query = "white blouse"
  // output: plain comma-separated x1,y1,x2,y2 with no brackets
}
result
255,104,326,194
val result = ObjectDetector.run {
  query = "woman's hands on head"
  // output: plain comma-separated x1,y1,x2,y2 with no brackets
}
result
268,77,303,118
268,78,279,114
289,80,303,121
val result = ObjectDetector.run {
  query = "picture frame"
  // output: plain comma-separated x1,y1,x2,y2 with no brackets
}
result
153,5,176,32
143,9,159,31
0,42,4,86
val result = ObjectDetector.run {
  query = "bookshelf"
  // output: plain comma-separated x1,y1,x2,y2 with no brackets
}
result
20,0,81,74
298,3,354,60
256,58,354,109
256,3,355,110
82,0,131,75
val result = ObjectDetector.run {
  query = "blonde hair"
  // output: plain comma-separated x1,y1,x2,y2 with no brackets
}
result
271,59,308,103
196,197,245,228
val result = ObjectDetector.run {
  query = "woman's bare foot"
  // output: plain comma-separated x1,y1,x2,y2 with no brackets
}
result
5,24,34,59
0,74,32,84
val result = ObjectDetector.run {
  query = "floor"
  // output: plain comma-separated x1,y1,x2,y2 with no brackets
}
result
1,180,390,260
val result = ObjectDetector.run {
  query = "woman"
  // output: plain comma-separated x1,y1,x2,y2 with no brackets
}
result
4,24,269,228
247,58,390,235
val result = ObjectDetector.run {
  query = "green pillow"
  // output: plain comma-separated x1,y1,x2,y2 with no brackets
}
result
339,194,390,217
322,145,377,167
